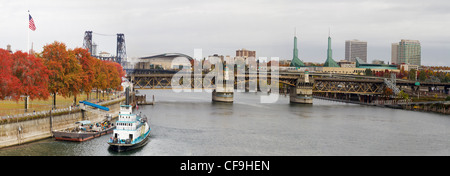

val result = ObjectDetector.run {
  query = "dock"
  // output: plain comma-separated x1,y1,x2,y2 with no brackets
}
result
135,95,154,105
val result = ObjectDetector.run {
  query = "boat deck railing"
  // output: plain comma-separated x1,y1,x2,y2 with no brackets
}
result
109,128,150,145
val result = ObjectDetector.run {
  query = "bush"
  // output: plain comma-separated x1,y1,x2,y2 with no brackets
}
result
446,96,450,101
398,90,409,100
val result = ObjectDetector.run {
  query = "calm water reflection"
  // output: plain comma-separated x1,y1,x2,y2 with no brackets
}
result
1,90,449,156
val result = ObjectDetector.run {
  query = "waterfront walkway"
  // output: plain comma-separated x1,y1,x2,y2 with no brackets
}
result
0,95,124,124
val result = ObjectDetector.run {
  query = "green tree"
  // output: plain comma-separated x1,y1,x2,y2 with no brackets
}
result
444,73,450,83
364,68,372,76
408,69,417,80
398,90,409,100
418,70,427,81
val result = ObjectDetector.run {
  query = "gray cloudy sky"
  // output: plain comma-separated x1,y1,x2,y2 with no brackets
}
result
1,0,450,66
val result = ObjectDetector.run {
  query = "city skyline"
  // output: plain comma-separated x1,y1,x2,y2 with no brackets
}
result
1,0,450,66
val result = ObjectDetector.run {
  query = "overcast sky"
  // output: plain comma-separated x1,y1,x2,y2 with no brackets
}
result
1,0,450,66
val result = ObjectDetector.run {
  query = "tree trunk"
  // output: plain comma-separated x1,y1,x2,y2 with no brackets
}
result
53,93,56,109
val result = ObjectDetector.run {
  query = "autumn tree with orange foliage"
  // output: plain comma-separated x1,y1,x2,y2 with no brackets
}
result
73,47,97,99
10,51,50,100
0,49,49,101
1,41,126,111
92,60,123,98
0,49,21,100
41,41,83,108
92,58,107,99
109,61,126,91
42,43,126,105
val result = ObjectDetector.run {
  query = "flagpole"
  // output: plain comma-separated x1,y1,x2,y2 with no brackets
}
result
27,10,30,55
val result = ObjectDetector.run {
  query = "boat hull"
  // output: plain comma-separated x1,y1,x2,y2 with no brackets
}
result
108,130,151,152
53,128,114,142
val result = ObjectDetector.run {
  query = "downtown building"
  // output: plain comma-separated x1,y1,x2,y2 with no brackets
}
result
392,39,421,66
345,40,367,63
236,48,256,58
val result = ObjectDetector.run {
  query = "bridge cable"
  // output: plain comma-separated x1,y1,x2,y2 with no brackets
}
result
92,32,116,37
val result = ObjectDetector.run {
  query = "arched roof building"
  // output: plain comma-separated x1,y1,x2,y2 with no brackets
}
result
135,53,193,70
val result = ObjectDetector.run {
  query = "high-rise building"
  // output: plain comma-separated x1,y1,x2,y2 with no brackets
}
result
236,48,256,58
345,40,367,62
391,43,399,64
397,39,421,66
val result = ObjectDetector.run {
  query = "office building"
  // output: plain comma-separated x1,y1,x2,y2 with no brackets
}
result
345,40,367,62
236,48,256,58
397,39,421,66
391,43,399,64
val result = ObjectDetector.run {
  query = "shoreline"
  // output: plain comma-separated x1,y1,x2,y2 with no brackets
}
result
313,96,450,115
0,97,125,149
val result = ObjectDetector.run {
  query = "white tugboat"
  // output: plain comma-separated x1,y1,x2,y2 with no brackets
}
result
108,105,151,152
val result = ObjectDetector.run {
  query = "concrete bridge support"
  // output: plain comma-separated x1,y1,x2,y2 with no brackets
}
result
212,88,234,103
290,71,313,104
212,68,234,103
290,86,313,104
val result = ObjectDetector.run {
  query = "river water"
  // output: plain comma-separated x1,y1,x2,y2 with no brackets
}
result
0,90,449,156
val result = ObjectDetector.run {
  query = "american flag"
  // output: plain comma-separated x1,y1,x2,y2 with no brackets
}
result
29,14,36,31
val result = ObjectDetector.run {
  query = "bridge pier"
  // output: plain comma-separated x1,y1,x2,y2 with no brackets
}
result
290,86,313,104
212,88,234,103
212,66,234,103
290,71,313,104
244,80,258,92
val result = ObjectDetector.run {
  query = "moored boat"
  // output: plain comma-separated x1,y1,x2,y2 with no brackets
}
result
52,117,115,142
108,105,151,152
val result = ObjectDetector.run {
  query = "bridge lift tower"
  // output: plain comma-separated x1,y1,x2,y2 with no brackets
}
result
116,33,126,64
83,31,127,65
83,31,93,54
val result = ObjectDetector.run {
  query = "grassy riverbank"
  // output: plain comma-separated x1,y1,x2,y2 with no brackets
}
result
0,93,118,116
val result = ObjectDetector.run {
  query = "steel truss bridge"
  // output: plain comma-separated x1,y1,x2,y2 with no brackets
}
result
127,71,406,95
